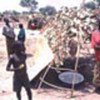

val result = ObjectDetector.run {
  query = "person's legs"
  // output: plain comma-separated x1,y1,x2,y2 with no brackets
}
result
22,74,32,100
16,90,21,100
6,38,11,58
6,37,15,58
25,88,32,100
13,76,22,100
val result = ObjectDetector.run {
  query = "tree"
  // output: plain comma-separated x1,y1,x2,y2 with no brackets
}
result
96,0,100,3
39,6,57,16
12,10,20,15
84,1,96,9
95,0,100,7
20,0,38,13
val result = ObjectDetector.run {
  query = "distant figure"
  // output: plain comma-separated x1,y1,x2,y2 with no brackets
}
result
2,18,15,58
18,24,26,43
91,19,100,89
68,38,78,57
6,41,32,100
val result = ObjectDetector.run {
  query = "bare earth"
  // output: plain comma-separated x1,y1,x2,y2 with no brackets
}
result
0,28,100,100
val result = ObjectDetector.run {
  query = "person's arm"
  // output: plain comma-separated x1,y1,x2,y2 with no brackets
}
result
6,57,14,71
6,57,24,71
94,44,100,50
91,32,95,48
2,27,7,35
7,64,24,71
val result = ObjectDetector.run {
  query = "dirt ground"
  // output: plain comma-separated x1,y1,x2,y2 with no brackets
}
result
0,28,100,100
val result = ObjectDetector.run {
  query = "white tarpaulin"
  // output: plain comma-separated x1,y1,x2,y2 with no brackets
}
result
27,34,54,81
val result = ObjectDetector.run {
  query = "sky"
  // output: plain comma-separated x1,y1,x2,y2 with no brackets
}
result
0,0,93,12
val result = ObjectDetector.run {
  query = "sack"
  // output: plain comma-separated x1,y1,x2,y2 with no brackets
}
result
3,26,15,39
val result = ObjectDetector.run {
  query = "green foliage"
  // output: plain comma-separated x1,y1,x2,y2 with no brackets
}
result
96,0,100,3
39,6,57,16
84,1,96,9
20,0,38,12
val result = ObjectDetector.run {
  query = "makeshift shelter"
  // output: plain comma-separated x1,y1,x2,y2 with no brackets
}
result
26,8,96,96
34,7,97,97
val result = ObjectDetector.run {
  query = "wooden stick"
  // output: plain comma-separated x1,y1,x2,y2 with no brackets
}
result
70,33,81,97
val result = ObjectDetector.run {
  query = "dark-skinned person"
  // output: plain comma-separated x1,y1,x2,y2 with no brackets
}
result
6,41,32,100
2,18,15,58
91,19,100,91
18,23,26,43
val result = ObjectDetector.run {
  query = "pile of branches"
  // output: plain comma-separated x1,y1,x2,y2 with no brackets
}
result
41,7,98,66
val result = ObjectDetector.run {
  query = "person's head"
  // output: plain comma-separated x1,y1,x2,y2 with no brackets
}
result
19,23,23,29
12,41,25,54
4,18,10,27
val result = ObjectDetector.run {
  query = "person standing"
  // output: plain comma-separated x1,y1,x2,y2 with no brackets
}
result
6,41,32,100
18,23,26,43
91,19,100,89
2,18,15,58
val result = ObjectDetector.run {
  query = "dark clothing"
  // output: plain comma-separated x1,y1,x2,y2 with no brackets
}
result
6,37,15,57
6,53,31,92
7,53,27,75
93,62,100,87
13,72,30,92
3,25,15,39
18,28,26,43
2,25,15,57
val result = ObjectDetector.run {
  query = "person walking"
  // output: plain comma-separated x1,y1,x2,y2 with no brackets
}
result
6,41,32,100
